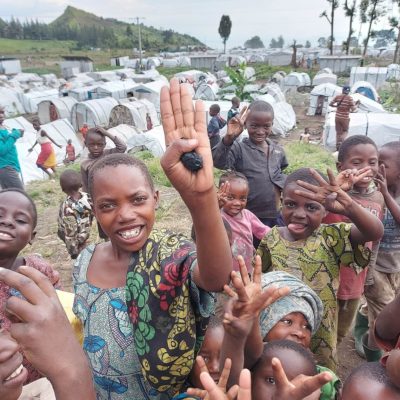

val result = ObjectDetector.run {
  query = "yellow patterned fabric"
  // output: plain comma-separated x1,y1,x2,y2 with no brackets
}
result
126,229,214,397
257,223,370,371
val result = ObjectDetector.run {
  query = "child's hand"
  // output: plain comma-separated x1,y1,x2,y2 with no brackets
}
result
374,164,389,196
336,167,371,192
187,357,238,400
223,256,290,338
270,357,332,400
224,107,249,145
217,182,230,208
295,168,354,216
160,78,215,197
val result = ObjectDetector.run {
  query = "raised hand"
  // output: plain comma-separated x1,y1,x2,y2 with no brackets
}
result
224,107,249,145
374,164,389,196
336,166,371,192
217,181,230,208
295,168,354,215
271,357,332,400
160,78,215,198
187,357,239,400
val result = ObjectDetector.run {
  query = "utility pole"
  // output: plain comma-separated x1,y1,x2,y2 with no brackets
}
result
134,17,145,70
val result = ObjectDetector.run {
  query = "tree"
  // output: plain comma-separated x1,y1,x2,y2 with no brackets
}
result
126,25,133,38
222,63,254,101
269,35,284,48
344,0,357,54
244,35,265,48
320,0,339,54
318,37,328,47
291,40,298,68
360,0,385,57
390,0,400,63
373,29,395,48
305,40,311,48
218,15,232,53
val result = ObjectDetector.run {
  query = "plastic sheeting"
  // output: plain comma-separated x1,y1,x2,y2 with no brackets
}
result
37,97,78,124
0,87,25,117
271,102,296,137
307,83,341,116
312,73,337,86
351,81,379,102
350,67,388,90
18,89,59,113
323,112,400,150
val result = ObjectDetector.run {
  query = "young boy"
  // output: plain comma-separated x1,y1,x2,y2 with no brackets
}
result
64,139,76,164
213,100,288,231
80,126,126,193
57,170,93,259
322,136,384,349
207,104,226,149
227,97,240,122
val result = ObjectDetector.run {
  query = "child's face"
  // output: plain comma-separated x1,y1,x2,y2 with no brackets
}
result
189,326,224,388
282,183,326,240
252,348,317,400
341,378,400,400
232,100,240,109
85,132,106,158
0,192,35,258
222,179,248,217
32,121,40,131
246,111,273,146
265,312,312,348
379,147,400,187
92,165,159,254
337,144,379,189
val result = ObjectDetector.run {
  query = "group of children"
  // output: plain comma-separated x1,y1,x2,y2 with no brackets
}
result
0,79,400,400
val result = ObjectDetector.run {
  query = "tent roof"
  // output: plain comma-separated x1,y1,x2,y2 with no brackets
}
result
311,83,341,97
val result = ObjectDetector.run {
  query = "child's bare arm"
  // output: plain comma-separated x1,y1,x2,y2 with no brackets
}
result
296,168,384,244
160,79,232,291
96,127,127,153
375,294,400,343
375,165,400,224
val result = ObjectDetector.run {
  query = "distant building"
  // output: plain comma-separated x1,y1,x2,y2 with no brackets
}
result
190,55,219,70
318,55,361,74
0,57,21,75
60,56,93,79
110,56,130,67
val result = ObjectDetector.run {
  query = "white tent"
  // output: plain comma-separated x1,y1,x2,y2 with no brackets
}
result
271,102,296,137
351,93,386,113
71,97,119,130
282,72,311,93
0,87,25,117
252,94,276,105
68,85,98,102
307,83,341,116
312,72,337,86
138,98,160,126
195,84,219,101
18,89,59,113
147,57,162,69
248,54,265,63
387,64,400,81
109,102,147,130
177,56,191,67
68,73,95,86
88,71,119,82
3,117,82,184
323,112,400,149
350,67,388,89
351,81,380,102
92,80,138,100
259,83,286,102
316,68,333,75
163,59,179,68
131,80,167,112
37,97,78,124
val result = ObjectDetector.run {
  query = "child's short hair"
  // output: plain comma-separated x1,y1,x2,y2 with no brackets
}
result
60,170,82,193
219,170,248,187
88,153,154,198
343,362,399,394
284,168,326,191
254,339,317,376
85,128,106,143
382,141,400,170
67,139,72,144
248,100,274,118
338,135,378,163
0,188,37,228
231,97,240,105
210,104,220,114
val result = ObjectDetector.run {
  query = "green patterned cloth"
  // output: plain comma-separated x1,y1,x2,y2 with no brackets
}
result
257,223,370,371
317,365,341,400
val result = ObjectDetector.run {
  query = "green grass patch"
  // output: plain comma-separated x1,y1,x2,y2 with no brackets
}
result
157,66,208,80
23,66,60,75
284,142,336,174
0,38,77,53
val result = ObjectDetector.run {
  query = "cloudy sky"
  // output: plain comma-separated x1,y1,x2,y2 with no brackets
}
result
1,0,397,49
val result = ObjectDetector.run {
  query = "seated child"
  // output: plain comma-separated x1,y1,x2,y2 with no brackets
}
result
207,104,226,149
72,79,232,399
0,188,60,384
57,170,93,259
227,97,240,122
257,167,384,371
218,171,270,273
299,128,311,144
341,362,400,400
80,126,127,193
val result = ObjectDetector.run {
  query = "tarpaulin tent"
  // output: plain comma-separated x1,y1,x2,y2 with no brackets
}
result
282,72,311,93
312,72,337,86
0,87,25,117
37,97,77,124
131,80,167,112
68,85,98,102
259,83,286,102
18,89,59,113
92,80,138,100
351,81,379,102
350,67,388,90
307,83,341,116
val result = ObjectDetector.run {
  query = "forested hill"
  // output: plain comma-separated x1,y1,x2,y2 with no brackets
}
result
0,6,205,50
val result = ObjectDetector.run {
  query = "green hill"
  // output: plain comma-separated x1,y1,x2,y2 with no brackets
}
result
49,6,204,50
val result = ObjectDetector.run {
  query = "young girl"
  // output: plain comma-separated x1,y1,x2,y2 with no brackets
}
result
0,188,60,384
257,168,383,371
72,79,232,399
28,119,62,177
218,171,270,273
213,100,288,230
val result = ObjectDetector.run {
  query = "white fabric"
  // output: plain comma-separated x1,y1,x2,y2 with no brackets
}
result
350,67,388,89
37,97,78,124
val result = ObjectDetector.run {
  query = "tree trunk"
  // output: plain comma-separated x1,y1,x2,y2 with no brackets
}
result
346,13,354,55
330,1,335,54
363,2,378,57
224,40,226,54
394,28,400,63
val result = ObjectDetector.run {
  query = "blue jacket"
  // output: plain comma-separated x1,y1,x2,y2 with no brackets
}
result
0,127,22,172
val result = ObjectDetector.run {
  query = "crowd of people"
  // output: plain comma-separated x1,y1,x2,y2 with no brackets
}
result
0,78,400,400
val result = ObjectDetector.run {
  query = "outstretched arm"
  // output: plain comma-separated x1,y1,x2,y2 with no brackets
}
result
160,79,232,292
42,130,62,148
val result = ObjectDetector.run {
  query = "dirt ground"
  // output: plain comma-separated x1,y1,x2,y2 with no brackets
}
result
24,105,364,380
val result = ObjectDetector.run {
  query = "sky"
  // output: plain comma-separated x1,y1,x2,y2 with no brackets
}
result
1,0,398,49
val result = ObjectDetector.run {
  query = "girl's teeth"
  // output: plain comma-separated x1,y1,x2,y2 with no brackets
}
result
0,232,12,239
120,227,141,239
5,364,23,381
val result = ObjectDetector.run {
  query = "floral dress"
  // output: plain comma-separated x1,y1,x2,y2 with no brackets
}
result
257,223,370,371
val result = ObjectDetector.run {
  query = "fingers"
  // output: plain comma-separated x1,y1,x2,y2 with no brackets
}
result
200,372,224,399
293,188,321,202
227,385,239,400
5,296,36,322
252,255,262,285
230,272,250,303
217,358,232,389
326,168,338,186
271,357,291,390
194,100,207,143
308,168,329,187
186,388,207,398
160,85,176,143
160,138,199,173
181,83,195,128
237,369,252,400
223,283,237,299
295,180,320,194
196,356,210,374
237,256,250,287
238,106,249,124
291,372,332,399
0,331,19,363
17,266,57,299
170,78,184,129
260,286,290,310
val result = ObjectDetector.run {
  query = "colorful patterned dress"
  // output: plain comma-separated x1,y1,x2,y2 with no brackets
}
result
257,223,370,371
